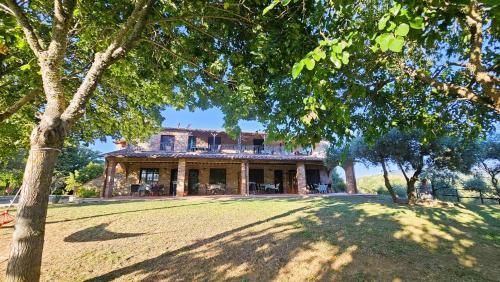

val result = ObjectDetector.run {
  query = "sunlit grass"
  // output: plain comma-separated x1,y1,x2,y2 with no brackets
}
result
0,196,498,281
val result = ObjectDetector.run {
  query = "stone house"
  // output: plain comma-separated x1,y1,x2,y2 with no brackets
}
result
102,127,357,197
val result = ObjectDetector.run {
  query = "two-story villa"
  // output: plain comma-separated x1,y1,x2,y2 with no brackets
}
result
101,127,356,197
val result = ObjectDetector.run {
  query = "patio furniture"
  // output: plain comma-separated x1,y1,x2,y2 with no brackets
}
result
263,183,279,193
206,183,226,195
130,184,140,196
318,184,328,194
157,184,165,195
150,184,160,196
249,182,257,194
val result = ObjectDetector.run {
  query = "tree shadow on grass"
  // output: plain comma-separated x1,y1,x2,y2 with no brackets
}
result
46,201,212,224
64,223,145,242
85,197,500,281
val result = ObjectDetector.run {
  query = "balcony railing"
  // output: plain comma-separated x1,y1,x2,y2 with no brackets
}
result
127,144,313,156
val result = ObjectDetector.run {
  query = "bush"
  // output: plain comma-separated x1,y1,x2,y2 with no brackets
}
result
331,169,347,192
462,176,488,192
76,188,100,198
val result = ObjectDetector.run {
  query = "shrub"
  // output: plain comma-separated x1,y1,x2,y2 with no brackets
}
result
76,188,100,198
331,169,347,192
462,176,488,192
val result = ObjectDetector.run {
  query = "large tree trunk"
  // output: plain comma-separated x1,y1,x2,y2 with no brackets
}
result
406,168,423,205
381,159,398,203
6,119,65,282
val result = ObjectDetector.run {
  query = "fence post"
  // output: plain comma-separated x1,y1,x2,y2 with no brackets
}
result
479,191,484,204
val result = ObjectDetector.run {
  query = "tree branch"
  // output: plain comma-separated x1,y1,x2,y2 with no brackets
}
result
0,3,13,15
4,0,46,58
0,89,40,122
142,38,236,86
46,0,77,60
464,1,499,104
400,62,500,113
61,0,154,125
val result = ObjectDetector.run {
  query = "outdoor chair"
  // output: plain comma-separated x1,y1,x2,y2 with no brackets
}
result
318,184,328,194
150,185,160,196
130,184,140,196
157,184,165,196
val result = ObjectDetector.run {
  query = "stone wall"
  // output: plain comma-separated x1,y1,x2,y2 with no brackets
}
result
110,160,331,196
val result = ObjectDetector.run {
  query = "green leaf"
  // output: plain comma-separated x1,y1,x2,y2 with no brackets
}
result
409,17,424,29
378,15,390,30
305,58,315,70
281,0,291,5
395,23,409,36
341,51,350,64
292,61,304,79
389,36,404,52
311,49,326,61
330,53,342,69
376,33,393,52
386,22,396,32
389,4,401,16
332,44,342,54
20,64,30,71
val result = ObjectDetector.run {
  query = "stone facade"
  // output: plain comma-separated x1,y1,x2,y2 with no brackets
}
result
105,158,331,196
102,128,354,197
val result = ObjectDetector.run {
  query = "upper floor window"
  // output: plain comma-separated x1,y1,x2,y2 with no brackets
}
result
160,135,175,151
188,136,196,151
253,138,264,154
208,136,221,151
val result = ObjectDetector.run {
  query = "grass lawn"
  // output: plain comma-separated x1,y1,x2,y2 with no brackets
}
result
0,196,499,281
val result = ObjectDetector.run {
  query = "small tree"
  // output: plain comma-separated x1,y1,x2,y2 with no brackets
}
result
331,169,347,192
475,137,500,196
462,175,489,192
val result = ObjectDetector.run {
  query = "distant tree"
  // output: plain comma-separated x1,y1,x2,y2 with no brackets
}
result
54,145,101,179
344,129,478,204
475,137,500,195
462,175,489,192
347,136,403,203
331,169,347,192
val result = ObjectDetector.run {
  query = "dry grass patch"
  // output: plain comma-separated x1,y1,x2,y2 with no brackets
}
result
0,196,498,281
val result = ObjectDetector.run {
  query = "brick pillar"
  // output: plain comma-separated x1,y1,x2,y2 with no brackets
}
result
104,159,116,198
343,159,358,194
176,159,186,196
296,162,307,195
240,161,249,195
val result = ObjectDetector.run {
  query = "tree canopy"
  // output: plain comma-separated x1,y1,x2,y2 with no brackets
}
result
255,0,499,145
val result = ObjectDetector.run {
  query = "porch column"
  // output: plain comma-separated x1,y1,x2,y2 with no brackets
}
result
296,162,307,195
343,159,358,194
104,159,116,198
240,161,249,195
176,158,186,196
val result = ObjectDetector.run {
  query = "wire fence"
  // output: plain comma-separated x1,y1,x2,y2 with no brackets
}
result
424,187,500,205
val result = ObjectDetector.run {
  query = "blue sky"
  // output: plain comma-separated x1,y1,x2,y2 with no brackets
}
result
90,107,388,177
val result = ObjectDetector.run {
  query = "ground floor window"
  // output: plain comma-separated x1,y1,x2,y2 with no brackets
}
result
140,168,159,184
249,169,264,184
306,169,320,185
209,168,226,184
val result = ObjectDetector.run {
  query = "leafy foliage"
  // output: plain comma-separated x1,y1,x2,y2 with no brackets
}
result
257,0,499,147
462,175,489,192
331,169,346,192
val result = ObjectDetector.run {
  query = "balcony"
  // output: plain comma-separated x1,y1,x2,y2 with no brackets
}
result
128,143,313,156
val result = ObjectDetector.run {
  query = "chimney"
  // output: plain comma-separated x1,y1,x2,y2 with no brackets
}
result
114,140,128,149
